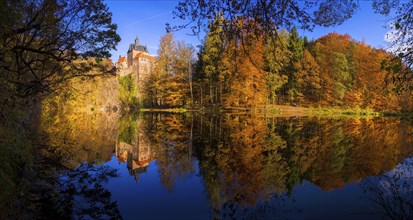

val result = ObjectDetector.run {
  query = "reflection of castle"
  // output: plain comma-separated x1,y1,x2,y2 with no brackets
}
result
116,129,154,182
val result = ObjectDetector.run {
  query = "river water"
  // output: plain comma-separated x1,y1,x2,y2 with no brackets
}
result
41,112,413,219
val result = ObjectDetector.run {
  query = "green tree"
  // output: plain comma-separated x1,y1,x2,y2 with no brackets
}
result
263,30,290,105
333,52,351,104
310,33,352,106
118,74,138,109
284,26,305,103
200,15,226,106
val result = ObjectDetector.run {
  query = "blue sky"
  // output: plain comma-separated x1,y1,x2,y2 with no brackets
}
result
104,0,391,60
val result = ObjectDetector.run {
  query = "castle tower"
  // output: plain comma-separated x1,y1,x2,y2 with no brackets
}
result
135,36,140,48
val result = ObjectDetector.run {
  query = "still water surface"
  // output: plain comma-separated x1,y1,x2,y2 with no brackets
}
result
43,112,413,219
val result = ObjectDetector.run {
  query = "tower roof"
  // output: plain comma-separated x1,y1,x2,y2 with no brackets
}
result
117,56,126,63
133,52,156,61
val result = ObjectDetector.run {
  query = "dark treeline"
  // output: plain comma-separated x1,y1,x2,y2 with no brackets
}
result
133,18,412,112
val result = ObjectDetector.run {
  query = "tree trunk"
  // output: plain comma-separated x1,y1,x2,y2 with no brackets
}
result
200,87,203,107
189,61,194,108
210,83,213,105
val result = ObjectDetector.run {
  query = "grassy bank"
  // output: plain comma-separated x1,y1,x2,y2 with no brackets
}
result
133,105,396,117
139,108,188,113
306,107,383,116
117,104,413,120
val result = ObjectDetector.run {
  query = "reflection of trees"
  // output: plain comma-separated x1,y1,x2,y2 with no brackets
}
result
194,114,290,215
40,112,122,219
281,117,413,191
361,157,413,220
135,113,413,217
117,114,138,144
190,115,413,216
41,111,118,168
116,114,154,181
50,163,122,219
144,113,195,190
215,193,301,220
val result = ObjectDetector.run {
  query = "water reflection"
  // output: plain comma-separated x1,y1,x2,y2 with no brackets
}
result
42,112,413,219
198,116,411,218
273,117,413,191
116,114,155,181
54,163,122,219
41,110,118,167
40,110,122,219
114,114,195,188
361,157,413,220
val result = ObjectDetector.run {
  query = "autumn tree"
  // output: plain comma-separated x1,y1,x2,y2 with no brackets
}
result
174,41,195,107
146,33,176,107
171,0,412,111
145,33,197,107
224,34,267,108
285,32,411,111
196,17,269,108
295,49,322,103
0,0,120,103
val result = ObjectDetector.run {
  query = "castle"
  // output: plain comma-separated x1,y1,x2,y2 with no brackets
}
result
116,36,156,98
116,137,154,182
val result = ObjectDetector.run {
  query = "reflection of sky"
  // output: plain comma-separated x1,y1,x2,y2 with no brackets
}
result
104,1,391,60
387,157,413,178
105,156,210,219
103,154,391,219
380,157,413,197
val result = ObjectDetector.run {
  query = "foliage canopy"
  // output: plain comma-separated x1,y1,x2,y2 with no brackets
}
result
0,0,120,101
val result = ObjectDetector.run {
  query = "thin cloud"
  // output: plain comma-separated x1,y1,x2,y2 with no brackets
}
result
123,10,172,29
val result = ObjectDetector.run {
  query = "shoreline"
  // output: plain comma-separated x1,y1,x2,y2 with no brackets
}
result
131,105,412,117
